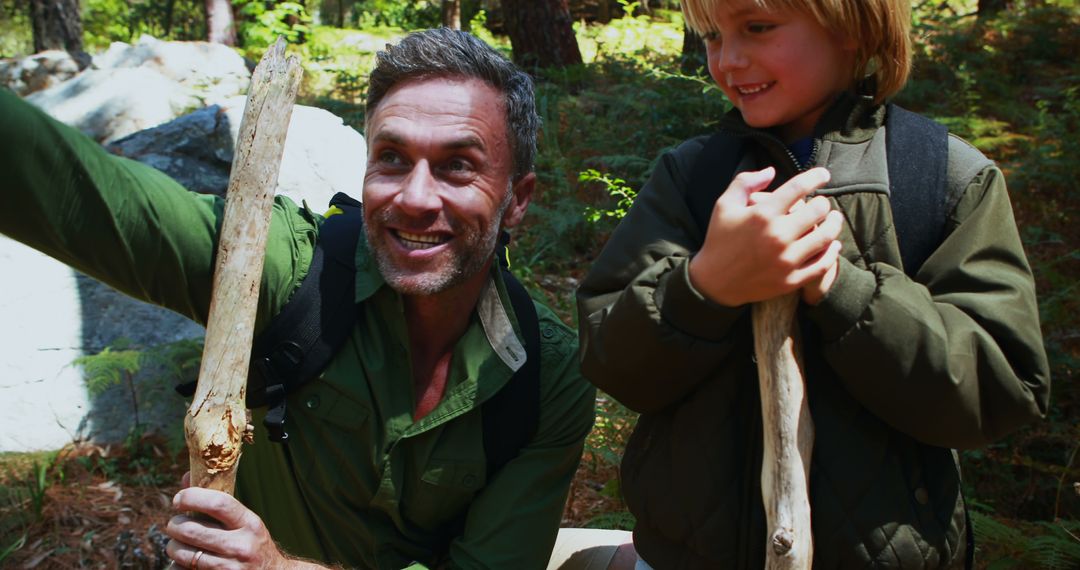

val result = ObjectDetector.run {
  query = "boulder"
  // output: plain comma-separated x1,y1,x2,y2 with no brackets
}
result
25,35,250,143
27,67,203,143
0,50,83,97
107,97,367,208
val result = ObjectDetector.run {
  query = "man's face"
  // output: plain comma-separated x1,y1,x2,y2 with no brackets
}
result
362,77,533,296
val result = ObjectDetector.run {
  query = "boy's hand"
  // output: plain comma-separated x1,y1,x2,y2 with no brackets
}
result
688,167,843,307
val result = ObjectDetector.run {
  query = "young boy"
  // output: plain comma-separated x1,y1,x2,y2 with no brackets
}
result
575,0,1050,568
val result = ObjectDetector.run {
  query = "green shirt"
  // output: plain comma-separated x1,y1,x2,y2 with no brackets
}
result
0,89,595,569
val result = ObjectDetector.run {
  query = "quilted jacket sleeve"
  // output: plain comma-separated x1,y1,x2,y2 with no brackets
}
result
805,139,1050,449
576,137,751,413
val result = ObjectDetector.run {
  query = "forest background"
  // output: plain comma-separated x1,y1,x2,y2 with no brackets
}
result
0,0,1077,567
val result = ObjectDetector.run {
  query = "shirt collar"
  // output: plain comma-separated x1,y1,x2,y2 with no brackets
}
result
353,232,526,374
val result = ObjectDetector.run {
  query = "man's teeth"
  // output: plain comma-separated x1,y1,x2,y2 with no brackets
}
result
397,231,447,250
737,83,770,95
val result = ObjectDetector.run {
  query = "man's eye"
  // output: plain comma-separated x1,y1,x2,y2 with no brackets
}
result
443,158,473,174
378,150,403,165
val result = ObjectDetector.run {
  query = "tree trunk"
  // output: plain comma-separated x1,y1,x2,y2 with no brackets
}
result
29,0,90,69
501,0,582,68
185,38,302,493
753,293,814,570
680,24,705,74
205,0,236,45
597,0,610,22
443,0,462,29
163,0,176,37
978,0,1009,17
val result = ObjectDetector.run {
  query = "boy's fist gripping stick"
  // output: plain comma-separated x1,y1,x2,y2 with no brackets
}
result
691,167,842,570
185,37,302,494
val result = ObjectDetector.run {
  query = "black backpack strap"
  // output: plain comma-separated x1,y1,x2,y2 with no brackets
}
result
481,233,542,479
885,104,950,277
685,132,745,235
249,192,364,442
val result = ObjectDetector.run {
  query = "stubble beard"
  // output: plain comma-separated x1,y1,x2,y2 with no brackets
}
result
366,192,512,296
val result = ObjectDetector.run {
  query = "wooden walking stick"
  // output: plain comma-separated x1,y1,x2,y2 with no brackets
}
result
184,37,302,494
753,292,814,569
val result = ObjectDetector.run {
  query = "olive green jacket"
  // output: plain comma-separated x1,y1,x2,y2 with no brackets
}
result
577,95,1050,569
0,89,595,569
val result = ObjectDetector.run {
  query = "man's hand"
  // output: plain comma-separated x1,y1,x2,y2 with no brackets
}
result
688,167,843,307
165,474,318,569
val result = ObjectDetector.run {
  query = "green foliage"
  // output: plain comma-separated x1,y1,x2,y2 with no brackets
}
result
75,341,141,398
0,0,31,57
237,0,312,49
515,46,728,279
352,0,439,29
73,337,202,438
0,450,62,562
581,168,638,224
585,394,638,471
972,511,1080,569
0,534,26,564
575,2,683,63
584,510,636,531
81,0,207,50
75,426,175,487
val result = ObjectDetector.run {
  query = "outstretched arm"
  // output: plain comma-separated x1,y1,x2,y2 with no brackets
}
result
0,89,316,330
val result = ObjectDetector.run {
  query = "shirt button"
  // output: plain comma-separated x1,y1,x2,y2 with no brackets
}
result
542,328,555,339
462,474,477,488
305,395,321,410
914,487,929,505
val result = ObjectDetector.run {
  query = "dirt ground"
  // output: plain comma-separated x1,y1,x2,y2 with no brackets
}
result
0,438,623,569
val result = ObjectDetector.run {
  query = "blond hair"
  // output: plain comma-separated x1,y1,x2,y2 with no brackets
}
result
681,0,911,103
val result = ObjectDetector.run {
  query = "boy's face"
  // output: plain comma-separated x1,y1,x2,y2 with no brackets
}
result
703,1,855,142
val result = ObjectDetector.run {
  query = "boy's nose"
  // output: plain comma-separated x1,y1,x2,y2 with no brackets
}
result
716,40,748,72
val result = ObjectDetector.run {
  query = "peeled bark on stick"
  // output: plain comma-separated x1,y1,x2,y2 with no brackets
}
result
753,292,814,569
184,37,302,494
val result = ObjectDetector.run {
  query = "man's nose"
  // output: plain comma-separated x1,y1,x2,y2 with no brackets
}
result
396,162,441,215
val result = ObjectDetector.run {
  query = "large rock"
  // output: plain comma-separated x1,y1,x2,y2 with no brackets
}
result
107,96,367,208
24,35,250,143
94,35,250,104
0,50,83,97
27,67,203,143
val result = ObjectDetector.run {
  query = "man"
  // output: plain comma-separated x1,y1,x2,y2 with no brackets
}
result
0,28,595,569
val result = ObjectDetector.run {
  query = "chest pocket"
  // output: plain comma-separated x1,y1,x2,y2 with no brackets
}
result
403,454,487,532
288,381,377,502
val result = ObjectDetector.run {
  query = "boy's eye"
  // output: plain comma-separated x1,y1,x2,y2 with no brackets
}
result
747,22,776,34
702,31,720,41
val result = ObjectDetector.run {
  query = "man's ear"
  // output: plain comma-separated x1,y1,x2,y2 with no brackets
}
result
501,172,535,229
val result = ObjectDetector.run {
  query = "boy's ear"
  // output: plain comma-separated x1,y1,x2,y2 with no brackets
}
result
501,173,535,229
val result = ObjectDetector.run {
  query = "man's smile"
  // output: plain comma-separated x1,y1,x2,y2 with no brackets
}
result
393,229,451,250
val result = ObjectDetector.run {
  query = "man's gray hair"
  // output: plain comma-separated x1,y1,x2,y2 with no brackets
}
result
366,27,540,180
